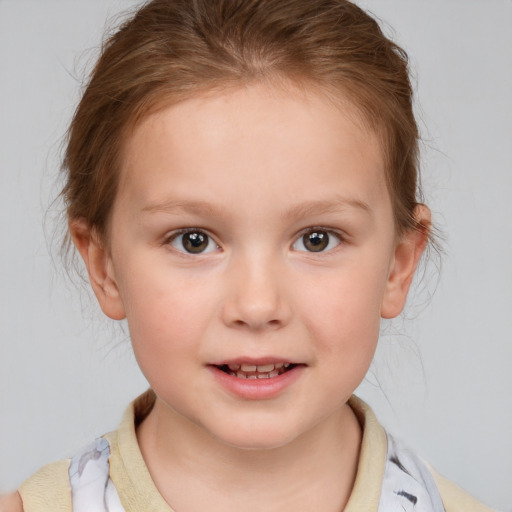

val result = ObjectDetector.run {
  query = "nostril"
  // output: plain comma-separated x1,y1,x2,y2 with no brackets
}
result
230,318,282,330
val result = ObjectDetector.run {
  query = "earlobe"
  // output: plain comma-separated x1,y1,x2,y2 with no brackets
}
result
69,219,126,320
381,205,431,319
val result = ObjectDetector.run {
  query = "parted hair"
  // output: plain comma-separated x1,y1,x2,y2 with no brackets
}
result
63,0,423,240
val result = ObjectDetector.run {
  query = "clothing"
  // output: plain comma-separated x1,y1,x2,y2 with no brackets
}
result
19,390,495,512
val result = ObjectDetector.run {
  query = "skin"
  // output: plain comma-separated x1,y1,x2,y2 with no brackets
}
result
0,493,23,512
66,84,429,512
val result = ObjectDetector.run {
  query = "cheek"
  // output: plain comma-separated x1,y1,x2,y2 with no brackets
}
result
293,260,388,392
116,262,219,354
296,265,386,341
123,278,215,391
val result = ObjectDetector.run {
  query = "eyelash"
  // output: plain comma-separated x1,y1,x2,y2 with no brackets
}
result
165,227,345,255
292,227,344,254
166,228,220,255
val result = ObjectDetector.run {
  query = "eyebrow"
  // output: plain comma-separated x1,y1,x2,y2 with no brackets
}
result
142,196,371,219
282,197,371,220
142,199,226,217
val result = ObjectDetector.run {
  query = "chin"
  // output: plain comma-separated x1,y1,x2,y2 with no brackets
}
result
208,420,303,452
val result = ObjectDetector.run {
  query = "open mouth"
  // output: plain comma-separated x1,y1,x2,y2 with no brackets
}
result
215,362,298,380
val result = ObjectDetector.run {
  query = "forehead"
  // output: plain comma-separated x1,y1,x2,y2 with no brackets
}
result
117,83,389,218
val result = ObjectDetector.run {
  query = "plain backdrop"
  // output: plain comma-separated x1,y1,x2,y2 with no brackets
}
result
0,0,511,509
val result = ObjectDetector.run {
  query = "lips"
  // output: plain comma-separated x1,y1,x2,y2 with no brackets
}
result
209,359,305,400
215,362,296,379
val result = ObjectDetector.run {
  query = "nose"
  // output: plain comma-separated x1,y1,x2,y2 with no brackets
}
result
220,253,291,331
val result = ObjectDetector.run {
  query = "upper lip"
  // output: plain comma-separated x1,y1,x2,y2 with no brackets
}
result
209,357,300,367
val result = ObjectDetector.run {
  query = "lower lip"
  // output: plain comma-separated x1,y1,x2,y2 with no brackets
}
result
208,365,304,400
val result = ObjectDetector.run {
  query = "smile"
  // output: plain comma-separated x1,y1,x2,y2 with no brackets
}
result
209,360,304,400
216,362,296,379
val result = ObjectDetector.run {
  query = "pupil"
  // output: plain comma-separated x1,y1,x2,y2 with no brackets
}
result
184,232,207,253
304,231,328,252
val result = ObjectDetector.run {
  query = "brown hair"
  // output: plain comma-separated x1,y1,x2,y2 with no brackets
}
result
63,0,424,240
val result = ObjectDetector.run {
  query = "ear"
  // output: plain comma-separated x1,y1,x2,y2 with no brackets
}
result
381,205,431,319
69,219,126,320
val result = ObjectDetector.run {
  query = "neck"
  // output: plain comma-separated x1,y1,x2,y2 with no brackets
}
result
137,398,362,512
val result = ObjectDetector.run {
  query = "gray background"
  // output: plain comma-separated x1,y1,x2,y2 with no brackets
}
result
1,0,511,509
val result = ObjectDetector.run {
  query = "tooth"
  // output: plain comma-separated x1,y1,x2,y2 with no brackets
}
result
257,373,269,379
228,363,241,371
284,363,290,368
228,371,236,376
247,375,257,379
256,364,275,372
241,364,257,372
269,370,279,378
274,363,284,369
236,372,247,379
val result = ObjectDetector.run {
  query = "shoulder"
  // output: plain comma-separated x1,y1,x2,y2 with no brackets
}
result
17,459,71,512
0,492,24,512
430,467,497,512
12,393,148,512
386,435,496,511
349,396,497,512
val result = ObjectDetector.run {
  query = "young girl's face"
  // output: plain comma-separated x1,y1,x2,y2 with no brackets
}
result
79,84,423,450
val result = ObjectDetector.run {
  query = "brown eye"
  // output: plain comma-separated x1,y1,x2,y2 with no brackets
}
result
293,229,341,253
170,231,217,254
303,231,329,252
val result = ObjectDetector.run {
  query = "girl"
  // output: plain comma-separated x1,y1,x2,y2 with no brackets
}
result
0,1,506,510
